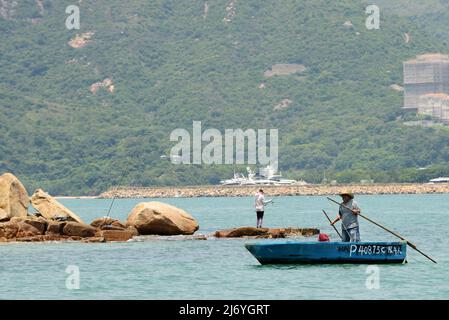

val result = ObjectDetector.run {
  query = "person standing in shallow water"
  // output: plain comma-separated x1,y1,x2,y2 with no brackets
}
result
331,192,361,242
255,189,272,228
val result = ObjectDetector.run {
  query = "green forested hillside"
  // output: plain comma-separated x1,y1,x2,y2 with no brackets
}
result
1,0,449,195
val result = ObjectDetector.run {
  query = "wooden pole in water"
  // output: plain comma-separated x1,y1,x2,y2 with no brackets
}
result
326,197,437,264
322,209,343,240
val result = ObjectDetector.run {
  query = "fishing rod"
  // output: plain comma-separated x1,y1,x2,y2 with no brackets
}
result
327,197,437,264
101,197,116,227
106,197,116,218
322,209,342,240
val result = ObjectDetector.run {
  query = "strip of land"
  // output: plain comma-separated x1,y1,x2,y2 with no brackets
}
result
98,183,449,199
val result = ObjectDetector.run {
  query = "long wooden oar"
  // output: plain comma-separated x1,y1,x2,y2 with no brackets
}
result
327,197,437,264
322,209,342,240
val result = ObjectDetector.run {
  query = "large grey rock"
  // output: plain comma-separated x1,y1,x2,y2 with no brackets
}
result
30,189,84,223
126,202,199,235
0,173,30,221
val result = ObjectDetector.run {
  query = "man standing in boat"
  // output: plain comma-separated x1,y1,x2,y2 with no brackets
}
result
331,192,361,242
255,189,272,228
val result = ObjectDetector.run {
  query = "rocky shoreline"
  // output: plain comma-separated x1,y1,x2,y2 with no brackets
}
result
0,173,199,243
98,183,449,198
1,172,320,244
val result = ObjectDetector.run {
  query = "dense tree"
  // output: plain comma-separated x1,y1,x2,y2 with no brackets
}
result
1,0,449,195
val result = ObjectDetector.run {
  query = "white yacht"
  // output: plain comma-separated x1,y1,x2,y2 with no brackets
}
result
259,165,302,185
245,167,277,185
219,171,247,185
220,166,307,186
428,177,449,184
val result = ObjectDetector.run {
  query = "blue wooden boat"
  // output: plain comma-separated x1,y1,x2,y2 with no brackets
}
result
245,241,407,264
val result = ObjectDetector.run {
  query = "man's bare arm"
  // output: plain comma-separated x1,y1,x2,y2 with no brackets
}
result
331,216,340,225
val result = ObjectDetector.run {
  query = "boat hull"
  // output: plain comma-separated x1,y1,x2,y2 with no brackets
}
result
245,241,407,264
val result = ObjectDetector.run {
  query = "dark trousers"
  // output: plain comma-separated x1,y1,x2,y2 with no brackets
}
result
256,211,264,228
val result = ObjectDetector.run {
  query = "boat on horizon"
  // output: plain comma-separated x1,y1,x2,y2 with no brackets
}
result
245,241,407,264
219,166,308,186
428,177,449,184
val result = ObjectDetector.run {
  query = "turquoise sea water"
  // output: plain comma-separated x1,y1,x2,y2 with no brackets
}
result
0,194,448,300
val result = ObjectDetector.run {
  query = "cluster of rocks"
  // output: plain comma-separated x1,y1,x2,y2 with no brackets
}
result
90,78,114,94
99,183,449,199
1,172,322,244
0,216,137,243
0,173,199,243
68,32,94,49
214,227,319,239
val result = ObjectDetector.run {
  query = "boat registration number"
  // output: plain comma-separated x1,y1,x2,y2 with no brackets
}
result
345,244,403,256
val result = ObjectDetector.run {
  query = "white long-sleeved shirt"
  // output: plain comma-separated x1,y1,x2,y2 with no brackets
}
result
255,193,267,211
